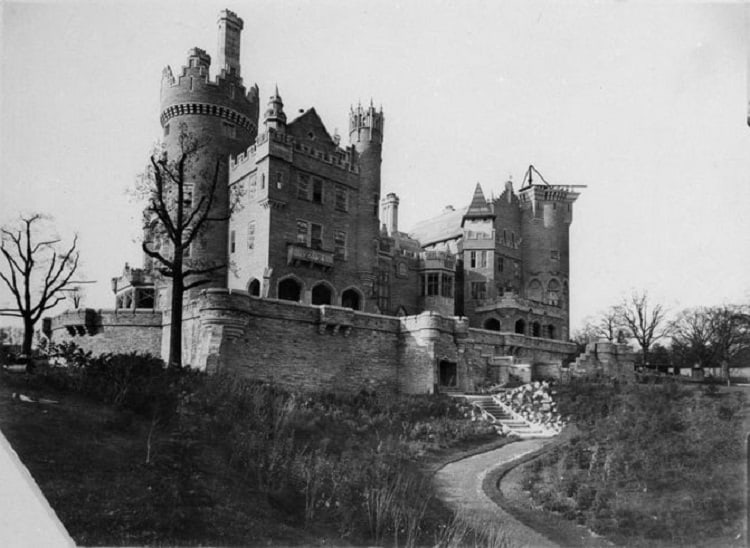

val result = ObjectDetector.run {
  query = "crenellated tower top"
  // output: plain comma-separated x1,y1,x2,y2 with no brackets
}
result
217,9,243,77
349,101,384,145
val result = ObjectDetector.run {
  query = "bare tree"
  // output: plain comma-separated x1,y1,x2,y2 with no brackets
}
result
671,307,718,370
710,305,750,383
580,306,627,342
0,214,79,358
615,291,670,368
139,126,235,367
671,305,750,383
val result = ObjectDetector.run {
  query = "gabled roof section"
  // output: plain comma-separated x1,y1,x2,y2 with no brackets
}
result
462,183,493,225
287,108,337,150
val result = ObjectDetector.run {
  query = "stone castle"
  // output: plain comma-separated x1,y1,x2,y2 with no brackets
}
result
49,10,634,392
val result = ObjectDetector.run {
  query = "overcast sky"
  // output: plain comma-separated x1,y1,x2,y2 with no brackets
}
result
1,0,749,331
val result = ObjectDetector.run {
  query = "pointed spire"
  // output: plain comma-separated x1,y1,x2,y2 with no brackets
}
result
264,84,286,130
462,183,494,224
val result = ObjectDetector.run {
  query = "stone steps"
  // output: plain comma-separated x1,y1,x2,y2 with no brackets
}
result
462,394,555,439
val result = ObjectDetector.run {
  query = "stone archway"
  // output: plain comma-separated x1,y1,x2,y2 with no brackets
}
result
341,288,362,310
483,317,501,331
278,277,302,302
311,282,333,305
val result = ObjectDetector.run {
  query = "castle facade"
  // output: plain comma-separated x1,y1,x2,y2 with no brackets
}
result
50,11,631,392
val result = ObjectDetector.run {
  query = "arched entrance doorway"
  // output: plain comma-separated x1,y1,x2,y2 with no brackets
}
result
278,277,301,302
248,279,260,297
341,288,362,310
483,318,501,331
311,283,333,305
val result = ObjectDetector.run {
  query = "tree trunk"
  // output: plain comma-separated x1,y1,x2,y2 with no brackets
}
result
721,360,730,386
168,279,183,368
21,317,34,357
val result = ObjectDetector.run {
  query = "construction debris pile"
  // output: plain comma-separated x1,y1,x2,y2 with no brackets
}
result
494,381,566,434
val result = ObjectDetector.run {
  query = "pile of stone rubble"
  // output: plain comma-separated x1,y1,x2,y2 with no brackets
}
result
494,381,566,434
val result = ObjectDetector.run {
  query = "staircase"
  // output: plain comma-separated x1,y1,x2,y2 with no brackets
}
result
462,394,557,439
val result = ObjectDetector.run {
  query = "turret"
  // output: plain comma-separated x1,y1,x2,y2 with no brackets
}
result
349,102,384,273
153,11,260,296
518,166,581,338
264,85,287,132
381,193,399,236
217,9,243,77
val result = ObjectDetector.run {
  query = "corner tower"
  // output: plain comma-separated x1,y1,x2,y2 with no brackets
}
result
518,166,582,339
349,102,384,277
157,10,260,291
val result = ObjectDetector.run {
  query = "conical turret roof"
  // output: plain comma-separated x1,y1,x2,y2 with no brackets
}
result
462,183,493,223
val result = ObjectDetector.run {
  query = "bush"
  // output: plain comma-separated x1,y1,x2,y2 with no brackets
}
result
523,379,745,544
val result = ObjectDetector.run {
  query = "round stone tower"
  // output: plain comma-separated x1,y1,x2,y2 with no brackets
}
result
349,102,384,277
158,9,259,289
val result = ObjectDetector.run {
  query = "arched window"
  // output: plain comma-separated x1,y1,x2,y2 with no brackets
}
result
311,282,333,305
515,319,526,335
248,279,260,297
532,321,541,337
527,279,543,302
278,277,301,302
546,325,556,340
483,318,501,331
341,288,362,310
547,279,561,306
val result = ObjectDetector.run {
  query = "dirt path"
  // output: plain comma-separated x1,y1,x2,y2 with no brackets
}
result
434,438,558,548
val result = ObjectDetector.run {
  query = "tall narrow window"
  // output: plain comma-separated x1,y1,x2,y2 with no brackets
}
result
426,273,439,296
261,173,266,189
441,274,453,298
297,174,310,199
310,223,323,249
230,230,236,253
498,256,504,272
296,220,308,244
334,231,347,259
247,221,255,250
312,178,323,203
276,172,284,189
470,251,477,268
335,185,348,212
470,281,486,300
248,173,257,199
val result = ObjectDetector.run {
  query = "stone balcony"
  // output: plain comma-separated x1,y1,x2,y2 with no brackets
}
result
418,250,456,271
475,293,565,318
286,243,334,270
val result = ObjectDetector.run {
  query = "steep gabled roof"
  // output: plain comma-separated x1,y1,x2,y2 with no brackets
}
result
287,108,337,149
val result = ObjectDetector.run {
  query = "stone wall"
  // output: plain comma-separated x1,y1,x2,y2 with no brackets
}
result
186,289,578,394
49,309,162,357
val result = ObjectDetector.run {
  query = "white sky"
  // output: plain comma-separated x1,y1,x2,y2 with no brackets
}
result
1,0,749,331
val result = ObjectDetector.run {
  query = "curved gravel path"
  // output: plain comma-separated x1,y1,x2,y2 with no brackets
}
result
434,438,558,548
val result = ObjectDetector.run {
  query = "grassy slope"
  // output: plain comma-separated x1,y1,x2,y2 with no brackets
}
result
0,373,335,546
0,370,518,546
516,382,748,548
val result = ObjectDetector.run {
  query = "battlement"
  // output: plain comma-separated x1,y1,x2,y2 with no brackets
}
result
518,184,580,205
349,103,384,144
229,130,360,174
159,53,259,132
